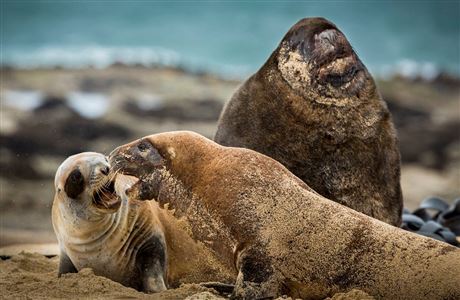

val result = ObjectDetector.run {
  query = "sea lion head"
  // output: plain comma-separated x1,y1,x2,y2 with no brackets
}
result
54,152,121,218
109,131,210,202
275,17,376,107
109,136,169,201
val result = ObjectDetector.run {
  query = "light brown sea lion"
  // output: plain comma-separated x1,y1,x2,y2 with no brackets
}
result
110,131,460,300
214,17,403,226
52,152,235,293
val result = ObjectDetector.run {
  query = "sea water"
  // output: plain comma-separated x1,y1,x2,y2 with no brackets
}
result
2,1,459,79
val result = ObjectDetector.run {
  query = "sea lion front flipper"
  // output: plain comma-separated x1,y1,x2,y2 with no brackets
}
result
58,250,77,277
232,246,280,299
136,234,168,293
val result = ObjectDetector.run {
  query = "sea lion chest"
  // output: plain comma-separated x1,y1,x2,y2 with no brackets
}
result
55,199,162,288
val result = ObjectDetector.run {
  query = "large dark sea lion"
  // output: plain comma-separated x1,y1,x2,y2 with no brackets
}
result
110,131,460,300
52,152,234,293
214,18,402,226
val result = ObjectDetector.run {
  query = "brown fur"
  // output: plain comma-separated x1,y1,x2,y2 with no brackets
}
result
153,197,237,286
214,18,402,226
110,131,460,300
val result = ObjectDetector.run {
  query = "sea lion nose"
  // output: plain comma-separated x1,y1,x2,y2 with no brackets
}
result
288,18,352,66
315,29,339,52
310,29,352,65
101,166,110,175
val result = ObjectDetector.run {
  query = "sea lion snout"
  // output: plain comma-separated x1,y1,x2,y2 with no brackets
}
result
110,138,166,201
277,17,367,99
287,18,353,66
54,152,121,214
110,139,165,179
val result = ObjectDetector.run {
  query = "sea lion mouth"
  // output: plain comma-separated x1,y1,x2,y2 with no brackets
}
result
316,55,364,88
305,28,364,88
92,179,121,211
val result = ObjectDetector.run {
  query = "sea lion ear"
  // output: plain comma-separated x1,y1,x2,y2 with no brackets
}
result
64,168,85,199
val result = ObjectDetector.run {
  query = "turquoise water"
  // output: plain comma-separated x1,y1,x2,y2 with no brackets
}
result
3,1,459,78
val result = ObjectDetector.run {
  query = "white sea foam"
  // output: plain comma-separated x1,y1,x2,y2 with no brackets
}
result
3,90,44,111
2,46,251,79
136,94,164,110
4,46,181,69
67,92,109,119
378,59,441,81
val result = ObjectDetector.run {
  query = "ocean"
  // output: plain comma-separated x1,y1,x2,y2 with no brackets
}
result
2,1,459,79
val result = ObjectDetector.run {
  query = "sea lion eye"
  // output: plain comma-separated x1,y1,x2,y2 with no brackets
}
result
64,168,85,199
138,142,150,152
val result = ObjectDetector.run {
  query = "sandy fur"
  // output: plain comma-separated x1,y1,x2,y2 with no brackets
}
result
112,131,460,299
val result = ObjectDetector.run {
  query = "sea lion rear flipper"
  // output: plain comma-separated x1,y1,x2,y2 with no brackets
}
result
58,250,77,277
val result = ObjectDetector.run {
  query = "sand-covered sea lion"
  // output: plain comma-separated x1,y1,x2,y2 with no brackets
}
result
110,131,460,300
52,152,235,293
214,18,402,226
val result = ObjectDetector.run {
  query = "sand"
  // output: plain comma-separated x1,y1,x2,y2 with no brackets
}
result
0,252,222,300
0,252,373,300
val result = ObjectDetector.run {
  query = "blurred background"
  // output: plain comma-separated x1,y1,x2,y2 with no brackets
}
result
1,1,459,247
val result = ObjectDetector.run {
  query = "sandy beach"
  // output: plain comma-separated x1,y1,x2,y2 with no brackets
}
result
0,253,373,299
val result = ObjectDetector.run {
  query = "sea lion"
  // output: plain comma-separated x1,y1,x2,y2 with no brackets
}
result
214,17,403,226
52,152,235,292
110,131,460,300
52,152,168,292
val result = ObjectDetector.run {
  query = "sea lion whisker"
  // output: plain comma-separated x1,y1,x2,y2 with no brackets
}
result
108,169,120,182
90,177,105,188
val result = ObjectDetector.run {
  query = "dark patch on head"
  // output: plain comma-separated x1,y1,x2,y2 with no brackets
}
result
283,18,338,55
110,139,166,179
64,168,85,199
